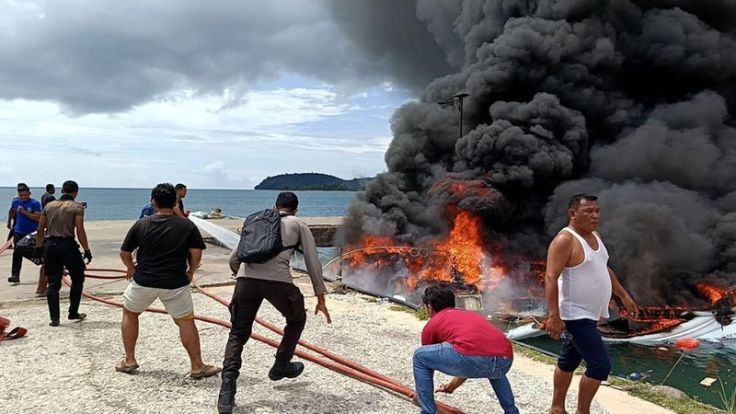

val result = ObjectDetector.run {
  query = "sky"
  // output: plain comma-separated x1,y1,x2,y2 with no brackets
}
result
0,0,425,189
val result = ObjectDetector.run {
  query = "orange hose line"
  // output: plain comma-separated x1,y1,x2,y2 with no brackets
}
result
61,273,464,414
192,277,410,390
0,239,12,255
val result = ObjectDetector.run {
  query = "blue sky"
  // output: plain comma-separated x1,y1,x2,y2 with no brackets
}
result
0,0,423,189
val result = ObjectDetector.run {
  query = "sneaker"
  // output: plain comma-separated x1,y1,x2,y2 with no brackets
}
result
68,313,87,321
49,320,60,327
8,277,20,285
268,361,304,381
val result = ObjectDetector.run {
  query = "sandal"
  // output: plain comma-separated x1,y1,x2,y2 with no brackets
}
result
115,358,139,374
190,364,221,379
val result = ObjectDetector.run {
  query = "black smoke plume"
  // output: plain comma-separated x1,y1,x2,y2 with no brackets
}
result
334,0,736,306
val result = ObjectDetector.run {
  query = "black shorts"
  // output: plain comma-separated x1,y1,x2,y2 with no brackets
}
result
557,318,611,381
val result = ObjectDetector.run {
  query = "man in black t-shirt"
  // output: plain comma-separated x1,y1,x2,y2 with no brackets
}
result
41,184,56,208
118,183,221,379
173,183,189,217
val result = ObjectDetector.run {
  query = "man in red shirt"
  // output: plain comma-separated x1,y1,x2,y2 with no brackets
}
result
413,284,519,414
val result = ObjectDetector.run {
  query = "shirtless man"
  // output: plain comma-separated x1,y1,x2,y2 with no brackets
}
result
544,193,639,414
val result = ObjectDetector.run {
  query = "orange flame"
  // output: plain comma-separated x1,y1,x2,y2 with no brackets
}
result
695,282,729,305
345,210,512,292
430,211,485,285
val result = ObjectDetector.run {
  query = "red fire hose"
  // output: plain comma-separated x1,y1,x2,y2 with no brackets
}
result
62,269,464,414
0,239,12,255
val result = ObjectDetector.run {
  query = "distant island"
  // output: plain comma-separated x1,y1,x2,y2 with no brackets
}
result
255,173,372,191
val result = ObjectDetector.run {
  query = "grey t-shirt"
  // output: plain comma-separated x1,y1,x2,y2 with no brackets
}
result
230,213,327,296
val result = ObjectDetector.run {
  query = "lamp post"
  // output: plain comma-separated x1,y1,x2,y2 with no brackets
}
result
439,92,470,140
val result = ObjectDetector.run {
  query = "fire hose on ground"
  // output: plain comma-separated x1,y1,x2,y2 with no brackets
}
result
57,268,464,414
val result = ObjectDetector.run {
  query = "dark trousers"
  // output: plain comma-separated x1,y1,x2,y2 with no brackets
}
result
10,233,28,279
45,238,86,321
222,278,307,379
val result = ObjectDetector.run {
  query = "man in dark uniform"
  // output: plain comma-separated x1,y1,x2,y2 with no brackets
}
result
36,180,93,327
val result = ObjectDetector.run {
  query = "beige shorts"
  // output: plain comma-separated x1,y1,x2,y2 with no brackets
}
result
122,280,194,319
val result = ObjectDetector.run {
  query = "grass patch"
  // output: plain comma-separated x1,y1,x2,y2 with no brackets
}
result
606,378,719,414
512,342,558,365
387,303,429,320
415,306,429,320
718,377,736,414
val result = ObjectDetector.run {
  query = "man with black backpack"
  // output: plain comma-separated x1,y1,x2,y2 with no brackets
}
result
217,191,331,414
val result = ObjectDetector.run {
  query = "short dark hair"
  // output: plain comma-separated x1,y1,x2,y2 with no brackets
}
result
62,180,79,194
422,284,455,312
175,183,187,190
46,184,55,192
568,193,598,209
16,183,29,193
152,183,177,209
275,191,299,210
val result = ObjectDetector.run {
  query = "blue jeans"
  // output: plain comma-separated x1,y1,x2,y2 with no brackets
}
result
413,342,519,414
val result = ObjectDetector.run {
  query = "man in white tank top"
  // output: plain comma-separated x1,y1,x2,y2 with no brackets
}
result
543,193,639,414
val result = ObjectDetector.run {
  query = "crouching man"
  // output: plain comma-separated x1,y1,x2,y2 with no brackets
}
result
413,284,519,414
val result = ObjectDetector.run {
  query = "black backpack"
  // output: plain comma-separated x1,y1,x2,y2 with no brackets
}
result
236,209,299,263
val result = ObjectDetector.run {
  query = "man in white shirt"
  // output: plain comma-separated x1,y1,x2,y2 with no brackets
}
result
544,193,639,414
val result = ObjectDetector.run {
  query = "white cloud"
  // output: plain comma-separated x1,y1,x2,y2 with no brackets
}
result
0,84,403,188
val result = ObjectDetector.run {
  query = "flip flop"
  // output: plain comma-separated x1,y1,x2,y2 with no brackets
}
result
190,364,221,379
115,358,139,374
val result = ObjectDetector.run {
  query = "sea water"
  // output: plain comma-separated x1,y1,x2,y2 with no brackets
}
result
520,335,736,409
0,187,357,221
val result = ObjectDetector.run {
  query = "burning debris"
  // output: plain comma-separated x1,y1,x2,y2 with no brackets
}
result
332,1,736,315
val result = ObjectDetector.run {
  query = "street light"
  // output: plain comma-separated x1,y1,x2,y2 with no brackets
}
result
438,92,470,140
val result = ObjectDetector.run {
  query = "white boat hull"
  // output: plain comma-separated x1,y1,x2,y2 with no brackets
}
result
506,313,736,344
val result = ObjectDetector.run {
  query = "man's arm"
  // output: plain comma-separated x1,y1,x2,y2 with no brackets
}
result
120,251,136,280
75,215,90,251
420,316,438,345
608,267,639,319
228,248,241,275
187,248,202,281
18,208,41,222
299,223,331,323
7,207,15,229
544,233,573,340
75,214,93,263
35,214,46,248
436,377,467,394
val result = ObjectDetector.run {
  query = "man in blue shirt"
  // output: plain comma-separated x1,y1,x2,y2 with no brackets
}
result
139,203,155,219
6,183,42,285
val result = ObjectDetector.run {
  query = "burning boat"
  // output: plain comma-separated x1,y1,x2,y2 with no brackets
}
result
508,284,736,344
331,205,736,344
193,211,736,344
